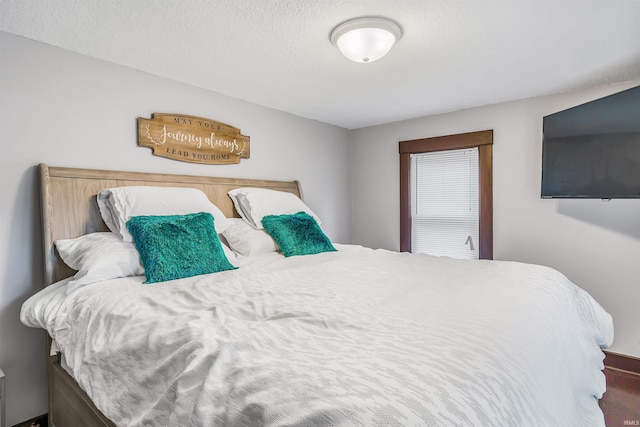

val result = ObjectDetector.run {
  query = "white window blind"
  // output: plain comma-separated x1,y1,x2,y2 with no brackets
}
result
411,147,479,259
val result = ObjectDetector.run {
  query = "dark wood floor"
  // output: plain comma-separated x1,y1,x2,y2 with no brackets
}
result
600,365,640,426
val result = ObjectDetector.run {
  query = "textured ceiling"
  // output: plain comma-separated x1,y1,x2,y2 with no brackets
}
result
2,0,640,129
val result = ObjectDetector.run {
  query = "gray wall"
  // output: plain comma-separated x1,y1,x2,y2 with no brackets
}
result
0,32,351,425
350,82,640,359
3,29,639,424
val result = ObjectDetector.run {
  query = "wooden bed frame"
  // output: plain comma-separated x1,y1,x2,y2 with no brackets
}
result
38,163,303,427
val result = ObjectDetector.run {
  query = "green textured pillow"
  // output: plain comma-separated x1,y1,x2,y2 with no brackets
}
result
261,212,336,257
126,212,236,284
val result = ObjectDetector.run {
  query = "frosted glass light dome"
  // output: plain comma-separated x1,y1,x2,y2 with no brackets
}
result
330,17,403,63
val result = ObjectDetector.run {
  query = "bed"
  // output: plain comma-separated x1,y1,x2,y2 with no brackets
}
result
21,163,614,427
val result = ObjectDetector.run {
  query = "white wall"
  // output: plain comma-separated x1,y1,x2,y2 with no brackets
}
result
0,32,351,425
350,82,640,359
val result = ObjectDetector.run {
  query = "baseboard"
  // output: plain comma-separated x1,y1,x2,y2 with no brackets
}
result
12,413,48,427
604,350,640,375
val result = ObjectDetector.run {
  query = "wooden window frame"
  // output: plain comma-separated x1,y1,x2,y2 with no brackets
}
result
399,130,494,259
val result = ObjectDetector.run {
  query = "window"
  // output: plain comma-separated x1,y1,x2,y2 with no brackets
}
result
399,130,493,259
411,147,479,259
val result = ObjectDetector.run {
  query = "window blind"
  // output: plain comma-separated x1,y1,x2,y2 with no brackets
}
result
411,147,479,260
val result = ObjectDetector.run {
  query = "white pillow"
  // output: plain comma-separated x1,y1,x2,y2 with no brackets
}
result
55,232,144,289
228,187,320,229
97,186,232,242
56,232,237,290
222,218,279,256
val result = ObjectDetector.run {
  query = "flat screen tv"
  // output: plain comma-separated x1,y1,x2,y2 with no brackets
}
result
541,85,640,199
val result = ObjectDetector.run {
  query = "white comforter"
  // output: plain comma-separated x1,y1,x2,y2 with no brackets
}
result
21,245,613,426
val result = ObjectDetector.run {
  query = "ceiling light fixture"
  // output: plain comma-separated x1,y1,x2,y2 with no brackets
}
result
330,16,403,63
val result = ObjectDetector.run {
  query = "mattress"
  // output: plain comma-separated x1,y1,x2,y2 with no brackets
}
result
21,244,614,426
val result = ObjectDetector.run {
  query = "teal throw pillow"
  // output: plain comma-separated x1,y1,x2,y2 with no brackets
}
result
126,212,236,284
261,212,336,257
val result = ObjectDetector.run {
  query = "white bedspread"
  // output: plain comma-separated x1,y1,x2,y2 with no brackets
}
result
21,245,613,426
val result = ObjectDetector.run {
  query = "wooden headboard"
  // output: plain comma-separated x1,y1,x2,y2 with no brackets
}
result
39,164,302,286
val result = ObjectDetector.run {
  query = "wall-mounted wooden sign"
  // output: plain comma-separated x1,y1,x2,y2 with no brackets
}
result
137,113,250,164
